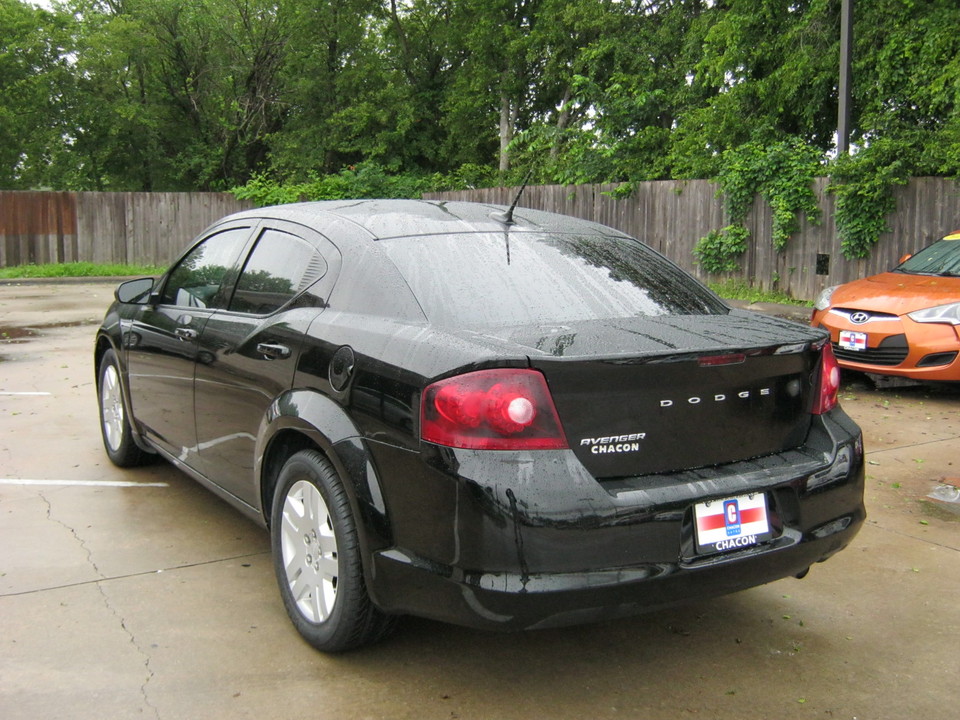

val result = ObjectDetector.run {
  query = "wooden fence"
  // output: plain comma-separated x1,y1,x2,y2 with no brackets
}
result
2,180,959,300
0,191,251,269
427,177,960,301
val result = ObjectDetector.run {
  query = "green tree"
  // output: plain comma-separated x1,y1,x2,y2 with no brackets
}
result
267,0,388,178
56,0,292,190
375,0,470,172
0,0,73,188
512,0,718,184
674,0,841,173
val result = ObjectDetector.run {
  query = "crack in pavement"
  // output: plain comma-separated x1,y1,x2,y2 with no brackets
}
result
865,434,960,457
869,520,960,553
1,551,270,598
38,491,161,720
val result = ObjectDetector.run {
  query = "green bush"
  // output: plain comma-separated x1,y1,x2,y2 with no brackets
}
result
231,162,476,207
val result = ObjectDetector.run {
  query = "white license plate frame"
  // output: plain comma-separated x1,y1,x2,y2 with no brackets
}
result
839,330,868,352
694,494,771,555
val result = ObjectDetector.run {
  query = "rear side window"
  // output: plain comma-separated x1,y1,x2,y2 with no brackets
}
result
379,232,727,326
229,229,326,315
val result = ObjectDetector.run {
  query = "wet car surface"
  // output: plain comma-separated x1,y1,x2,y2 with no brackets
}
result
93,200,865,651
812,230,960,382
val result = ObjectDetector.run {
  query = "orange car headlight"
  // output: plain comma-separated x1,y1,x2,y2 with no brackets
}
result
814,285,838,312
908,302,960,326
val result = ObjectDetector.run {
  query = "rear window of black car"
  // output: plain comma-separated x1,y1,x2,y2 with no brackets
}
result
380,232,727,326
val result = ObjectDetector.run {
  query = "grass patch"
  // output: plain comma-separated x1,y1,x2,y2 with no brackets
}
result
0,262,163,279
708,279,812,307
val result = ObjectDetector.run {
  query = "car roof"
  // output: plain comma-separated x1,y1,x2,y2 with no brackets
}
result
227,199,629,242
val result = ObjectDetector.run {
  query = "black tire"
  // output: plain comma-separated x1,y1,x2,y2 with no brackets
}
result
270,450,396,652
97,349,149,467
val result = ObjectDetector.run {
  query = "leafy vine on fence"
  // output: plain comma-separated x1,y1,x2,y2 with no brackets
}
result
694,138,822,274
827,137,911,259
693,225,749,274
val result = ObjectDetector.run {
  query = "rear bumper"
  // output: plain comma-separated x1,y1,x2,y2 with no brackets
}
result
371,522,861,630
363,410,865,630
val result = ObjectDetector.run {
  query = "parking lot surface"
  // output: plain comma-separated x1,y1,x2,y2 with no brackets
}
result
1,280,958,720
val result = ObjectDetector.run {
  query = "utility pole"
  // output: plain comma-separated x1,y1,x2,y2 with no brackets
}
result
838,0,854,154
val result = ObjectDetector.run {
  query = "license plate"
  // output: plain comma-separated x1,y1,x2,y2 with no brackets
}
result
694,494,770,555
839,330,868,352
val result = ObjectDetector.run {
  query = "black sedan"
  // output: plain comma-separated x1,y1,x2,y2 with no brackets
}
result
95,199,865,652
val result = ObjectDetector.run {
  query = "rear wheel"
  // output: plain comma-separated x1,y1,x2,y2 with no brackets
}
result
98,349,148,467
270,450,396,652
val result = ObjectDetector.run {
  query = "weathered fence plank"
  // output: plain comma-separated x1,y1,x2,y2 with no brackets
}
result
1,191,251,269
0,192,78,268
76,192,125,265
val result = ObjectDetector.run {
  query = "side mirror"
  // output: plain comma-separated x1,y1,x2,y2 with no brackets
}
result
115,277,156,304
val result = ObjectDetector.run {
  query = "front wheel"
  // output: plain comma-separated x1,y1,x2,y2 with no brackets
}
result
97,349,148,467
270,450,396,652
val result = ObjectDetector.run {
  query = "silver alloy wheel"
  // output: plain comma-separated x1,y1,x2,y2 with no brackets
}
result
100,363,125,453
280,479,339,623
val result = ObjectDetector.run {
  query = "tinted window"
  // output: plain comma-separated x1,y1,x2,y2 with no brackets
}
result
897,238,960,276
379,233,727,326
230,229,326,314
162,228,251,308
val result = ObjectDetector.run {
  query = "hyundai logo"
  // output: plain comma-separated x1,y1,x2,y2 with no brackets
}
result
850,311,870,324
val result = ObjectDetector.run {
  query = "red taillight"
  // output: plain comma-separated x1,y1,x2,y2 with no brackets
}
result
421,369,568,450
813,342,841,414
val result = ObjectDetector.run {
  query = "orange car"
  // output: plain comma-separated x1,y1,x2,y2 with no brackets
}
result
811,231,960,382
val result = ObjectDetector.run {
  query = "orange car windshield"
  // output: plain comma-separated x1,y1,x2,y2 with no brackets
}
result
896,238,960,277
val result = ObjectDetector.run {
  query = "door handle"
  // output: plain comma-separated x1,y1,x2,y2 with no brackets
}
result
175,327,199,341
257,343,291,360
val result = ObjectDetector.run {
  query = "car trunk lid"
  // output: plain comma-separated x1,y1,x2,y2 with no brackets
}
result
521,312,822,478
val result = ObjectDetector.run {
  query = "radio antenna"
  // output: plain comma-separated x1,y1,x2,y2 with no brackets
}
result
491,168,535,225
